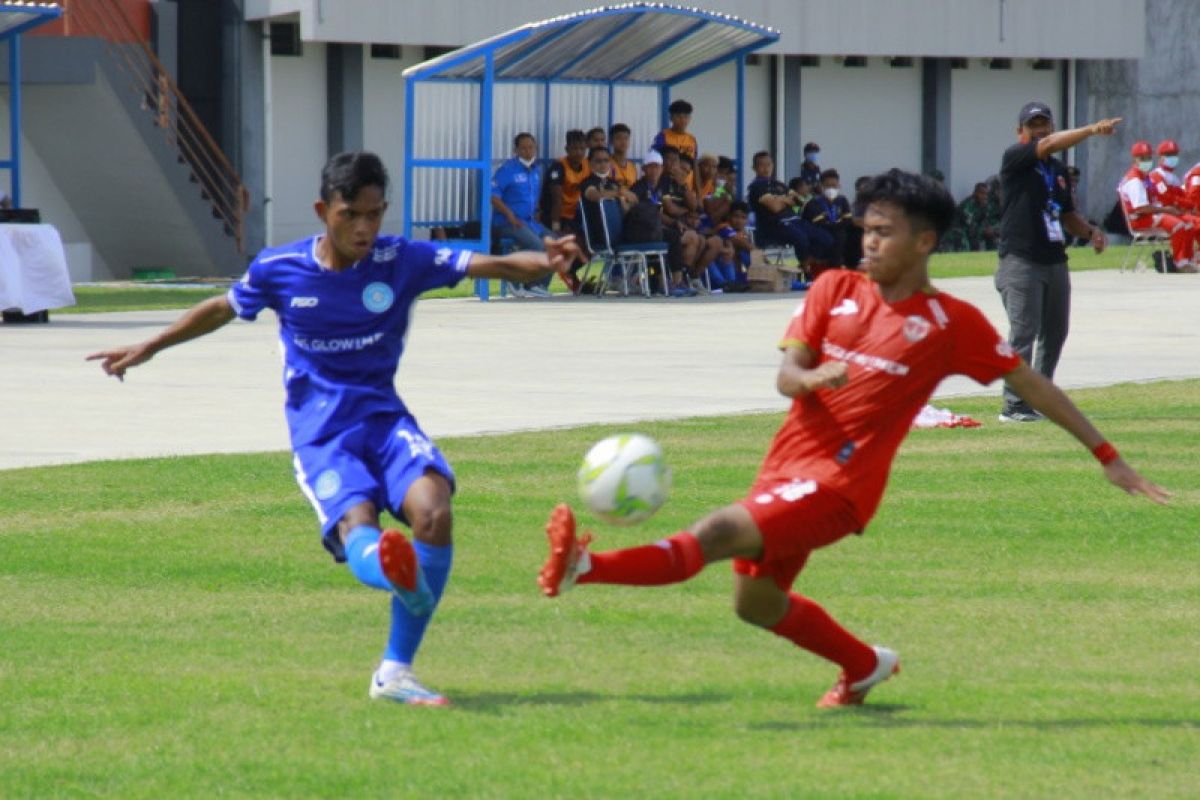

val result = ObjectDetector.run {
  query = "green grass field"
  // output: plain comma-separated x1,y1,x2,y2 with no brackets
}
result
0,381,1195,798
64,243,1131,313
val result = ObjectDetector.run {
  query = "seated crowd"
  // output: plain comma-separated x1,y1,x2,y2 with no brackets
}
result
487,98,879,297
1116,137,1200,272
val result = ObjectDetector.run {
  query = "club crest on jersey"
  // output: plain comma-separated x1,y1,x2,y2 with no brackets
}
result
903,315,931,342
362,282,394,313
314,469,341,500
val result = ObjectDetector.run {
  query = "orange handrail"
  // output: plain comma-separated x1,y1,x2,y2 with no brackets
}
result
54,0,250,255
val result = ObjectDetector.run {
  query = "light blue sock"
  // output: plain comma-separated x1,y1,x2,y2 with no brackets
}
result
384,541,453,665
344,525,391,591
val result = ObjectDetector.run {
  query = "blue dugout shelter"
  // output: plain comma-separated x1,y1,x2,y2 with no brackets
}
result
401,3,779,299
1,2,62,208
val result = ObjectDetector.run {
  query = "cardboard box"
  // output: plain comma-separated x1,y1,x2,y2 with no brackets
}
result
747,252,801,292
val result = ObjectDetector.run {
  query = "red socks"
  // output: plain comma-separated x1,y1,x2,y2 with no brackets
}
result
578,532,705,586
769,593,876,681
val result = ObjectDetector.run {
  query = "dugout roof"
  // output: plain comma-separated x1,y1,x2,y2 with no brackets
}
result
401,3,779,299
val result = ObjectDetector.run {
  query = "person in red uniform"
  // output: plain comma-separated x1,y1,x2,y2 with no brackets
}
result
1148,139,1186,206
538,168,1169,708
1181,150,1200,212
1119,140,1200,272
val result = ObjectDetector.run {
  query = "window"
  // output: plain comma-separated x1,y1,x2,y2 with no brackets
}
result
371,44,401,60
988,58,1012,70
950,58,968,69
889,57,913,68
1032,58,1056,71
797,55,820,67
841,56,867,68
270,22,302,57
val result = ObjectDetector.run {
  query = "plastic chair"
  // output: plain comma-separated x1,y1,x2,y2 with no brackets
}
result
1119,202,1172,273
602,199,672,296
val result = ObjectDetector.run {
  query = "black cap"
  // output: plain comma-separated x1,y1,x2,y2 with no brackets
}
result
1018,101,1053,126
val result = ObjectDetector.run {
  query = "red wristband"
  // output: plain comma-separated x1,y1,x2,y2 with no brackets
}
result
1092,442,1119,465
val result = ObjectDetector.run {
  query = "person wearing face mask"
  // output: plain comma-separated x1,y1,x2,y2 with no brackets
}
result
994,101,1120,424
1148,140,1188,208
799,142,822,188
579,146,638,249
491,132,555,297
800,169,853,276
1118,140,1200,274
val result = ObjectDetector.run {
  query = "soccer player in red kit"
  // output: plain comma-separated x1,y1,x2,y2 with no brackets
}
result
538,169,1169,708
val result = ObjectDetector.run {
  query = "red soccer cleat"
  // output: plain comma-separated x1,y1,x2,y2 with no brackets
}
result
538,504,592,597
816,646,901,708
379,529,434,616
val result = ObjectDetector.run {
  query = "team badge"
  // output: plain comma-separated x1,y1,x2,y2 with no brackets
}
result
362,282,394,313
314,469,342,500
903,315,931,342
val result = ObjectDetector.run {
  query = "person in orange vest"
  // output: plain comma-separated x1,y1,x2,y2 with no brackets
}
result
1118,140,1199,272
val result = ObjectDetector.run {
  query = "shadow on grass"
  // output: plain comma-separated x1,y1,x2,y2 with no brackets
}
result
453,691,732,713
750,710,1200,731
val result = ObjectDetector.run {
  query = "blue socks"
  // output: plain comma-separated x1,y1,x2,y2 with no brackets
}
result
385,540,453,665
343,524,454,667
344,525,390,591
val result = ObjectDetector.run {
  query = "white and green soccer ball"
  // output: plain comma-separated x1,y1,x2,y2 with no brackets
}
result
577,434,671,526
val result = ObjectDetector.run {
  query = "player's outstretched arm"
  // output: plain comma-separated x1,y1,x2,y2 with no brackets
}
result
466,235,581,283
1035,117,1122,159
86,294,236,381
1005,363,1171,504
776,345,849,398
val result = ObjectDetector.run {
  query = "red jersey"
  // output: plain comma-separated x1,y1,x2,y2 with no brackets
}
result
1149,166,1184,206
1118,166,1155,217
760,270,1020,525
1183,163,1200,210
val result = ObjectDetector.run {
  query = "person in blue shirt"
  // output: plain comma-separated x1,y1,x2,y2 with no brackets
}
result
87,151,579,706
491,132,553,297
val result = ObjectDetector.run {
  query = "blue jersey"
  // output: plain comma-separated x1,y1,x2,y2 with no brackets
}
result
491,157,542,223
227,234,472,446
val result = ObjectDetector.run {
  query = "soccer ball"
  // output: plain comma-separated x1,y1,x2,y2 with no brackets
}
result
577,434,671,526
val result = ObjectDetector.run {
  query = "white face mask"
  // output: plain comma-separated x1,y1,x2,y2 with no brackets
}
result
593,169,610,180
1164,156,1180,169
518,156,536,168
823,187,839,201
1137,159,1154,173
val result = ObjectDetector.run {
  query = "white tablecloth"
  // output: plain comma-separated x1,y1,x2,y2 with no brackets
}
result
0,224,76,314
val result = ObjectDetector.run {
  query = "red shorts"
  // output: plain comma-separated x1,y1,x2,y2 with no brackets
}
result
733,478,861,590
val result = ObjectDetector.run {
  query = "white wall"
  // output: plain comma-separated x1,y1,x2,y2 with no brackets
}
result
363,45,425,233
268,42,327,247
0,92,109,280
673,57,772,177
949,60,1063,201
797,58,923,187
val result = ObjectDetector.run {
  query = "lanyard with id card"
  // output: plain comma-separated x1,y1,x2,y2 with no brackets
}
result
1036,162,1064,243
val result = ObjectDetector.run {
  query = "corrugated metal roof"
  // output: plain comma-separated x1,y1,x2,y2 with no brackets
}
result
0,2,61,39
403,3,779,84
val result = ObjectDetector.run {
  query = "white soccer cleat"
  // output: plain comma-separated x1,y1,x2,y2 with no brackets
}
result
368,668,449,706
816,646,900,708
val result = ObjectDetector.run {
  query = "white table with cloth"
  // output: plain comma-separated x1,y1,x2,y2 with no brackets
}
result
0,223,76,314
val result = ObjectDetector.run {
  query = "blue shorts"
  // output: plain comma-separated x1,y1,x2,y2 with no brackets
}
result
292,412,455,562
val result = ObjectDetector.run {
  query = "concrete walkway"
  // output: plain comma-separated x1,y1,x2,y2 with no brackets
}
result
2,270,1197,471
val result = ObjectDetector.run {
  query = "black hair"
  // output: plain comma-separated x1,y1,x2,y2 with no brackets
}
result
752,150,771,167
320,151,388,203
668,99,693,116
679,154,695,169
730,200,750,215
803,141,820,154
717,156,736,172
565,129,587,146
820,168,840,183
586,126,606,141
658,145,681,159
587,146,611,161
856,168,956,239
513,132,535,149
854,175,871,191
609,122,630,138
788,176,809,192
974,181,989,192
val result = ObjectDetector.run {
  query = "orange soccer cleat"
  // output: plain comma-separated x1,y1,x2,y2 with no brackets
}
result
538,503,592,597
816,646,901,708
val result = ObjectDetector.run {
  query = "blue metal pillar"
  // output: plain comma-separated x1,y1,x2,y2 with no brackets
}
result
8,34,21,207
475,52,496,300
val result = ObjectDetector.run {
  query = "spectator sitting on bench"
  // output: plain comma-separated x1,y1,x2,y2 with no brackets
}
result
609,123,638,189
708,200,754,292
580,146,638,247
747,150,834,275
543,129,591,289
491,132,554,297
801,168,854,274
698,153,732,226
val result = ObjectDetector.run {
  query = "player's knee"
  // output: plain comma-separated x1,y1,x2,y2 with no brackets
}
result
409,500,453,542
733,594,778,628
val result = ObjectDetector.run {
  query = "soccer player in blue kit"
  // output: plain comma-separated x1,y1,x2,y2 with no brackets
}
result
88,151,580,706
